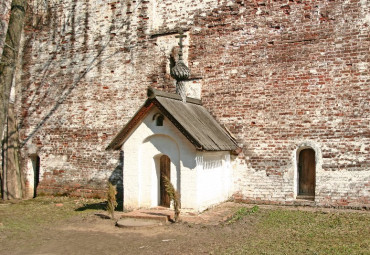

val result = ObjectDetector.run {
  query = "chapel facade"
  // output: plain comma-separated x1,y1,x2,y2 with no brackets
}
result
0,0,369,210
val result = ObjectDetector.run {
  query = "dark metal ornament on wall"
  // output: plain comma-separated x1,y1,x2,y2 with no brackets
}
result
170,60,190,81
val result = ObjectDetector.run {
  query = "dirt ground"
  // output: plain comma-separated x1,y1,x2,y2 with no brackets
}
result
0,198,369,255
1,201,243,255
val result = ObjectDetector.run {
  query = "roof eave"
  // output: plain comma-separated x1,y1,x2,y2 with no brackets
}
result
106,99,155,150
196,145,240,153
151,99,205,150
107,87,241,153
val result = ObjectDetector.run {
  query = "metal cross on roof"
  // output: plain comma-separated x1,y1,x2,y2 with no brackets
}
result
175,29,187,61
171,29,190,102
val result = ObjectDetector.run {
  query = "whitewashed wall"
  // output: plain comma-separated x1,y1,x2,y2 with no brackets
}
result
123,107,198,210
196,151,233,211
122,106,236,211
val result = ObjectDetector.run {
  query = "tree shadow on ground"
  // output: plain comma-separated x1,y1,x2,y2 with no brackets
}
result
75,201,107,211
75,200,123,212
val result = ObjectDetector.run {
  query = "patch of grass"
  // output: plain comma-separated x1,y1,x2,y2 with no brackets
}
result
0,196,104,239
227,205,259,224
222,208,370,255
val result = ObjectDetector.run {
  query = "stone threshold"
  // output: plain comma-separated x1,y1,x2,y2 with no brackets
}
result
296,195,315,201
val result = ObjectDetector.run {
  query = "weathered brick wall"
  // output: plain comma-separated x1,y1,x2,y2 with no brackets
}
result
0,0,11,57
189,0,369,208
16,0,369,207
17,0,225,199
19,0,152,198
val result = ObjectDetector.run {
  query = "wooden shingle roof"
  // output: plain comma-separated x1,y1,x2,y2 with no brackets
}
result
107,87,239,152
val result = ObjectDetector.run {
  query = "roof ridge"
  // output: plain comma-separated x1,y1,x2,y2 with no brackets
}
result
147,87,202,105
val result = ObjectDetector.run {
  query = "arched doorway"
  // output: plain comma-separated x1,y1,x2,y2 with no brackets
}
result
298,148,315,199
159,155,171,207
31,155,40,198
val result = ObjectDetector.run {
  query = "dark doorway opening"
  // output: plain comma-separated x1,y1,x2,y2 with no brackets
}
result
31,156,40,198
298,149,315,200
159,155,171,207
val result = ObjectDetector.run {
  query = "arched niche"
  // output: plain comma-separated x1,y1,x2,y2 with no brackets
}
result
140,134,180,207
293,142,322,200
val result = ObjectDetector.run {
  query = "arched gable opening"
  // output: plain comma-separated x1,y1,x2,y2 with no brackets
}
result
152,113,164,126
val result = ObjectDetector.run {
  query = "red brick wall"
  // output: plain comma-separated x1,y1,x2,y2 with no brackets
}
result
189,0,369,208
18,0,152,198
16,0,369,207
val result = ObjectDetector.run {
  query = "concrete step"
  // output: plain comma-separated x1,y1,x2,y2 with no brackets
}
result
120,209,173,223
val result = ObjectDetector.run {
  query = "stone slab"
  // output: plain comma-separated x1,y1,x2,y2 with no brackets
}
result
116,218,163,228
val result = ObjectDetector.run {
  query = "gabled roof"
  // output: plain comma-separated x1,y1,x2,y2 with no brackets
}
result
106,87,239,152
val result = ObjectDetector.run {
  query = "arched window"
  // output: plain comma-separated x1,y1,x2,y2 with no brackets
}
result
153,113,164,126
156,115,164,126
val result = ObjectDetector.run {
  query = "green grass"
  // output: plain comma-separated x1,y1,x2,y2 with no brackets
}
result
227,205,259,224
223,208,370,255
0,198,368,255
0,196,105,238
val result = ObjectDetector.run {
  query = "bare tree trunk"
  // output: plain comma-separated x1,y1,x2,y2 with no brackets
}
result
0,0,12,58
2,103,23,199
0,0,27,199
